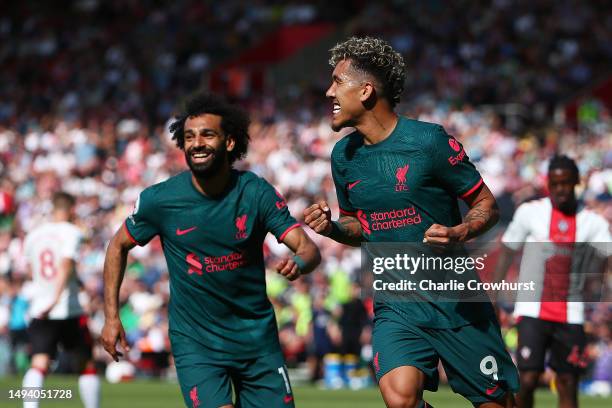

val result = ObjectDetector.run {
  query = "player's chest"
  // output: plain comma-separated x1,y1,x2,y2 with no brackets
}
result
161,203,260,248
342,150,432,210
526,210,582,242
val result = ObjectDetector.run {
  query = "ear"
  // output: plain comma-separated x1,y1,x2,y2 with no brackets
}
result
360,82,375,102
226,135,236,152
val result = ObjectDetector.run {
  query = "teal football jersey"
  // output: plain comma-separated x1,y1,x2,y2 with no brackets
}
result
331,117,495,328
125,170,299,358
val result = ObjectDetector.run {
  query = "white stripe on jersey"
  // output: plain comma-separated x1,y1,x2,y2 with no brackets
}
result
23,222,84,319
502,198,611,324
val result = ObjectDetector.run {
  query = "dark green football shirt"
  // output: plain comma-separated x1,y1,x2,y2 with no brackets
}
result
124,170,300,358
331,116,495,328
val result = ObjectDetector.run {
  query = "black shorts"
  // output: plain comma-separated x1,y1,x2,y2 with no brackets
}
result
28,315,93,359
517,316,586,374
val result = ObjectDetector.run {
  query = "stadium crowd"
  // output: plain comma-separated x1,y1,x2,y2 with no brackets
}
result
0,0,610,393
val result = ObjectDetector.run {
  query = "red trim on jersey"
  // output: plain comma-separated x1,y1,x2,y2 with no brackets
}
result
539,207,576,323
278,223,301,242
460,178,484,199
123,220,141,246
339,208,356,216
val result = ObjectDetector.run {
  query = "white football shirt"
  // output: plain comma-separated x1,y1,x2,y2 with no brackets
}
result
502,198,610,324
23,221,84,319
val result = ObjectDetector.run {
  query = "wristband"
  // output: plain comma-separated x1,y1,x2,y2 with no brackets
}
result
293,255,307,271
327,221,344,240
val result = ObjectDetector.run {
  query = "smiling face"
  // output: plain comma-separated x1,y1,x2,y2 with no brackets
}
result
325,59,370,132
183,114,235,177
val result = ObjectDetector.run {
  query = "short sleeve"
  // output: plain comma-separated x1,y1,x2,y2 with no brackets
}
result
501,204,530,250
331,155,356,216
60,227,82,260
589,215,612,257
591,217,612,243
258,179,300,242
429,126,483,199
124,188,160,246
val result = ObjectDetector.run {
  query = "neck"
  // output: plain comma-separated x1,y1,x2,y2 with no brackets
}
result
52,212,70,223
191,166,232,197
354,107,398,145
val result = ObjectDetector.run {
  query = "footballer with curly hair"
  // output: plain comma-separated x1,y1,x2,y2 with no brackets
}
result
304,37,519,407
102,92,321,408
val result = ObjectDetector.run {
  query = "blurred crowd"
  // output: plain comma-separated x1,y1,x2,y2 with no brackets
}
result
0,0,611,391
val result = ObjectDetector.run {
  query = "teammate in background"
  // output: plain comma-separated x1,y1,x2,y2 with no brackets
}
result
495,155,611,408
101,93,321,408
304,37,519,407
22,192,100,408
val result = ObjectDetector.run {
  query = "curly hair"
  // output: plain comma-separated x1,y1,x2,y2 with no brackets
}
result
329,36,406,107
169,92,250,164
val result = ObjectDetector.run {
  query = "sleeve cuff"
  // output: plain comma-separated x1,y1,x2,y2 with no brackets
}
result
123,220,142,246
460,178,484,199
278,223,301,243
339,207,357,216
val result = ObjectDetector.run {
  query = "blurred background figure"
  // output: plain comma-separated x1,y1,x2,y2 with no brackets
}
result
21,192,100,408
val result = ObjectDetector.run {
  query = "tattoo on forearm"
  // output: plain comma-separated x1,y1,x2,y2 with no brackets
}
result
464,201,499,238
338,217,362,239
329,216,363,247
464,207,489,230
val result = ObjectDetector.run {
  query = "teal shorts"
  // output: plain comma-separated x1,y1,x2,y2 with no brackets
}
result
171,335,295,408
372,305,519,405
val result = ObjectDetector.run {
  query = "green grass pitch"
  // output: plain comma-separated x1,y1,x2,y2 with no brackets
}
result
0,375,610,407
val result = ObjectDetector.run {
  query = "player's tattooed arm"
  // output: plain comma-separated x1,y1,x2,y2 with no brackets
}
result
101,225,136,361
460,183,499,241
424,182,499,244
331,215,364,247
303,201,363,247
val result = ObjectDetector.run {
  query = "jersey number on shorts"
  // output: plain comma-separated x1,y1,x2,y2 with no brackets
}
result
480,355,499,381
39,249,57,279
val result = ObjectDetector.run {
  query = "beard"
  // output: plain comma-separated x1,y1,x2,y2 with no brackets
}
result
185,145,228,178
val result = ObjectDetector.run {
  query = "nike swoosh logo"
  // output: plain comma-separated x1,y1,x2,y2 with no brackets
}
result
347,180,362,190
486,384,500,396
176,226,197,236
283,395,293,404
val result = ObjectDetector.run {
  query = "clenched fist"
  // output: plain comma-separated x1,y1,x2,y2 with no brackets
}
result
303,200,333,235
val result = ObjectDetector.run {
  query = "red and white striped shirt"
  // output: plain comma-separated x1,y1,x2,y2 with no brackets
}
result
502,198,611,324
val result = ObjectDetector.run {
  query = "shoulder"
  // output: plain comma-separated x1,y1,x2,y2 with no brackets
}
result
235,170,274,195
24,224,46,247
402,117,444,135
578,205,610,227
139,171,190,203
60,222,82,238
236,170,266,188
514,197,549,219
401,118,449,147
